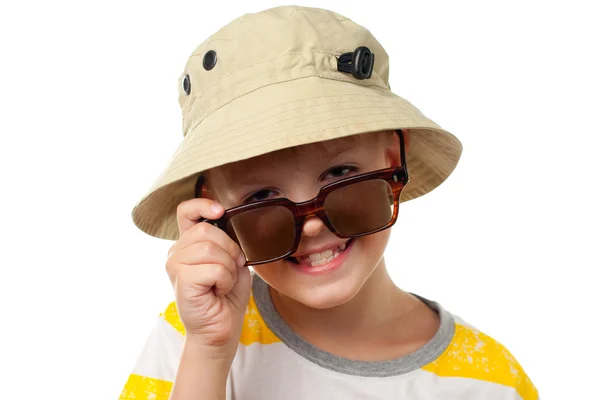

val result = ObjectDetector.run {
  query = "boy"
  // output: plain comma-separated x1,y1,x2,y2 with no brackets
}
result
121,6,538,400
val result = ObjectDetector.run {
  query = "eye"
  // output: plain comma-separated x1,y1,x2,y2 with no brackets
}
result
245,189,277,203
325,165,358,180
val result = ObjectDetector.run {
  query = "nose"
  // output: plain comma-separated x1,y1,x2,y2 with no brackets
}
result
301,215,327,237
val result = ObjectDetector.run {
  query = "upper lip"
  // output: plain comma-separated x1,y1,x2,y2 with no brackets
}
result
291,240,351,258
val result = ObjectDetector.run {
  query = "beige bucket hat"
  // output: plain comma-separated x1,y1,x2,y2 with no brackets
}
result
131,5,463,241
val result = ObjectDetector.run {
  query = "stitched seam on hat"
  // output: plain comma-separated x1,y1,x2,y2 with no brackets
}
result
176,99,436,179
193,110,414,158
191,94,414,141
188,107,404,159
175,110,416,169
187,97,404,152
185,73,387,135
197,95,397,137
173,114,427,173
198,100,402,141
186,92,392,138
195,89,395,135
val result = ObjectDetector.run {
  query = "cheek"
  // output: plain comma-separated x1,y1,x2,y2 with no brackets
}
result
356,228,392,260
252,261,289,288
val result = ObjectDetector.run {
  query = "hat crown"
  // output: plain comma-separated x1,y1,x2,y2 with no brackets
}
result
178,6,391,136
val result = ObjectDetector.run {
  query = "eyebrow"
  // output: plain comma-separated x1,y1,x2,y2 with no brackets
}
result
227,146,362,195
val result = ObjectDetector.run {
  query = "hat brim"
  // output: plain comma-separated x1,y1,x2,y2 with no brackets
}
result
132,76,462,240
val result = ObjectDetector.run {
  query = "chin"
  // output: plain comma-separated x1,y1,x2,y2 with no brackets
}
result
291,276,362,309
256,261,366,309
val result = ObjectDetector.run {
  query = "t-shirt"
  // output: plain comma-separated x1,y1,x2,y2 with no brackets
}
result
119,273,539,399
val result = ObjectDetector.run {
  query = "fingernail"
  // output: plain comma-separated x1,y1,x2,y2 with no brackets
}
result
210,203,223,213
237,253,246,267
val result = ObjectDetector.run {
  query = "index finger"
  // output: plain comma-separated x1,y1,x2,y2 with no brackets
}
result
176,198,225,236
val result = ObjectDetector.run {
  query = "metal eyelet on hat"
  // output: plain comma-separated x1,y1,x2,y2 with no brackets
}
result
203,50,217,70
337,46,375,80
182,74,191,95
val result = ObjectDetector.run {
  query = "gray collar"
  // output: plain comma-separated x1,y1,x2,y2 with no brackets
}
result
252,274,455,377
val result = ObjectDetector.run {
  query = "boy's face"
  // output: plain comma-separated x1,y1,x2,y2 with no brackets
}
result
204,130,404,309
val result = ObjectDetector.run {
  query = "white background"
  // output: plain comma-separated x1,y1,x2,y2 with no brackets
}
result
1,1,598,399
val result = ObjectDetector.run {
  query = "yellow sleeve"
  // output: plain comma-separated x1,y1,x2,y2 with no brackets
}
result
118,302,183,399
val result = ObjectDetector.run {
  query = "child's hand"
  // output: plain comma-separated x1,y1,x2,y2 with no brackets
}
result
166,198,251,358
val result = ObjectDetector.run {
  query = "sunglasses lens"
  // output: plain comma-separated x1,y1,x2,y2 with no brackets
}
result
225,206,296,263
324,179,394,235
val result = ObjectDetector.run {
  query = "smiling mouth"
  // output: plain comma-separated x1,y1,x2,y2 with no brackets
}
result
286,239,353,266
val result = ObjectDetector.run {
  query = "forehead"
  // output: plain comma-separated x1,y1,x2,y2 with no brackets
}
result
206,132,383,183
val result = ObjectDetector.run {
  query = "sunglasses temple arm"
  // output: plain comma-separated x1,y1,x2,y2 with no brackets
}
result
397,129,408,174
195,217,225,231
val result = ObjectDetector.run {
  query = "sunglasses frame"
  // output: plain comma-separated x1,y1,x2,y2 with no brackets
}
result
194,129,409,265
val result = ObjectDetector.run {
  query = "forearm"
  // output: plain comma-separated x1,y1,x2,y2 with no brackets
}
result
169,340,233,400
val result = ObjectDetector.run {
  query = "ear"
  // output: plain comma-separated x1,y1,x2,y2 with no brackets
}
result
195,175,216,200
384,129,409,168
201,184,211,199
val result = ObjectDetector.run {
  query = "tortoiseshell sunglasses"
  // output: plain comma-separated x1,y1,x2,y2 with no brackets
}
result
194,129,409,265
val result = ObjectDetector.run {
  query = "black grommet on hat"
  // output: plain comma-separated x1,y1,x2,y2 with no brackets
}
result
337,46,375,80
182,74,191,95
203,50,217,70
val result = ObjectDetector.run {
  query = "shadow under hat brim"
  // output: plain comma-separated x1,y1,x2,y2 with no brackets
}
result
132,76,463,241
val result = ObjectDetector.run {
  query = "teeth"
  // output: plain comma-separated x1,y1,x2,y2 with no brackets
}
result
297,241,349,266
307,248,335,262
309,253,321,261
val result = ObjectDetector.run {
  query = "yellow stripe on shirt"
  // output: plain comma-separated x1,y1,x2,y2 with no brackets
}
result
422,323,538,400
118,374,172,400
159,301,186,336
240,295,282,345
